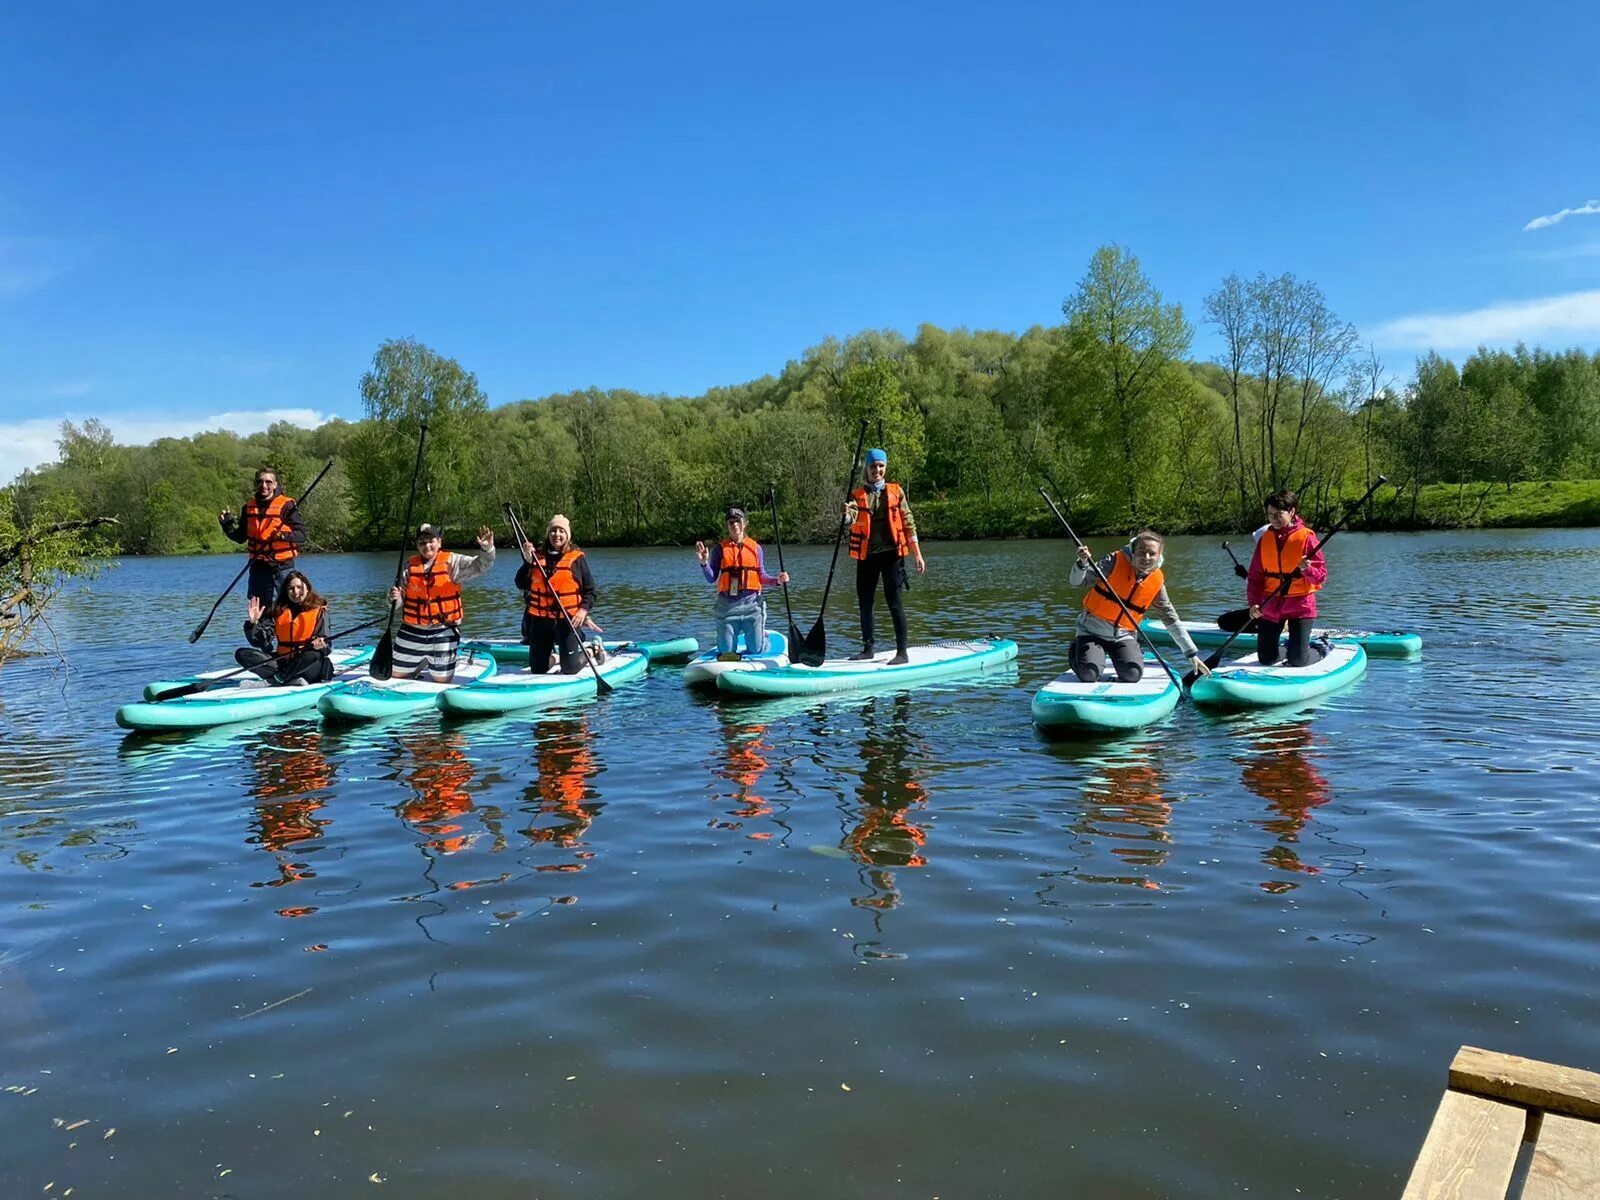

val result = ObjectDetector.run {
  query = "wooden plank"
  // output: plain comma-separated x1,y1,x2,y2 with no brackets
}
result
1449,1046,1600,1123
1400,1090,1525,1200
1522,1112,1600,1200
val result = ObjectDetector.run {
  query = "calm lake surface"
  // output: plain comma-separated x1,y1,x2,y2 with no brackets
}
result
3,530,1598,1198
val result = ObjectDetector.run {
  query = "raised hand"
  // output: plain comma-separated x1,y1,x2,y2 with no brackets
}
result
694,541,709,565
246,596,264,623
476,525,495,550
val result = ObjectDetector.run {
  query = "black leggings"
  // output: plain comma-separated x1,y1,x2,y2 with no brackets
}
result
1071,634,1143,682
235,647,333,685
1256,617,1324,667
855,552,907,652
523,614,584,675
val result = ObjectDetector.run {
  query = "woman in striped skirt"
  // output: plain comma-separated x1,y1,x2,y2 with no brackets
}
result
385,523,497,682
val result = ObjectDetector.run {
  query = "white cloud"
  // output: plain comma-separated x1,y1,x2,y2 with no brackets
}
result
0,407,336,487
1523,199,1600,232
1370,289,1600,352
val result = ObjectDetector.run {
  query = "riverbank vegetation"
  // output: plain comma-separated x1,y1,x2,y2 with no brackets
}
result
12,245,1600,553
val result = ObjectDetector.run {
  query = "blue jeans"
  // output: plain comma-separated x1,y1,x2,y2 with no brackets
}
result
715,592,767,656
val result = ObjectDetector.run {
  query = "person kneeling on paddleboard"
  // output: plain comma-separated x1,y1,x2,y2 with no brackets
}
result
516,514,598,675
1245,490,1328,668
236,570,333,686
844,449,925,665
387,523,497,683
1071,531,1208,682
694,506,788,659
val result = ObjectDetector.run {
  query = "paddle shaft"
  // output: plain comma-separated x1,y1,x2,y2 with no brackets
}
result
504,504,612,694
154,615,386,701
370,424,429,679
1201,474,1388,669
189,457,336,643
799,419,868,662
1038,488,1184,693
764,483,800,645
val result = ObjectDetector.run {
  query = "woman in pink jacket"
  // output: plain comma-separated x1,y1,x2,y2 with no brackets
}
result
1246,490,1329,667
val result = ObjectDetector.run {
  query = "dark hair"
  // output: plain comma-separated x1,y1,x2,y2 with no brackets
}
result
1264,490,1299,512
255,466,278,482
272,570,326,615
1131,529,1165,548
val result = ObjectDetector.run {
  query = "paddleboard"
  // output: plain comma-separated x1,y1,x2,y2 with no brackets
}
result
683,630,789,687
1141,619,1421,658
460,635,699,665
715,638,1018,698
1031,657,1179,732
438,648,650,715
316,653,498,722
1189,643,1367,708
118,646,376,731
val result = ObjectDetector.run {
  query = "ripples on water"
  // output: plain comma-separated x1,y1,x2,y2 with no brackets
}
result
2,530,1598,1198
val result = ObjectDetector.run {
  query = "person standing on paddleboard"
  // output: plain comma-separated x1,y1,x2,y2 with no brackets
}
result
1244,490,1329,667
386,522,496,683
1070,531,1209,682
219,466,306,608
844,449,925,664
235,570,333,686
515,514,598,675
694,506,789,659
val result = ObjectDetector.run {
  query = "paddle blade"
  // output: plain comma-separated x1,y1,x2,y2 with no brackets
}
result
187,624,205,644
369,632,394,680
595,674,614,696
795,618,827,667
151,680,208,702
787,622,807,659
1214,608,1256,634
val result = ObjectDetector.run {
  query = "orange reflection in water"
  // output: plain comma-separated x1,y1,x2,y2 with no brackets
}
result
247,726,336,905
521,716,601,868
1237,720,1332,893
708,717,775,835
844,694,932,912
1067,754,1171,890
395,729,503,857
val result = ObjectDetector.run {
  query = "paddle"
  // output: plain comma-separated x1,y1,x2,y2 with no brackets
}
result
189,457,336,644
152,616,387,701
794,418,868,667
1037,487,1185,695
1187,474,1388,682
370,423,430,680
503,503,613,695
1210,542,1259,635
764,482,804,657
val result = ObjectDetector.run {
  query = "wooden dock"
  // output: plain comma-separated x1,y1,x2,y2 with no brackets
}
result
1402,1045,1600,1198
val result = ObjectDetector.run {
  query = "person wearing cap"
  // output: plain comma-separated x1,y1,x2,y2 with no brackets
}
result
386,522,497,682
515,514,598,675
843,449,925,664
694,506,789,658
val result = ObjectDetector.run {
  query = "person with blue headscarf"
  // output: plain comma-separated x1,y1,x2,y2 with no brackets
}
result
1069,529,1209,682
843,448,925,664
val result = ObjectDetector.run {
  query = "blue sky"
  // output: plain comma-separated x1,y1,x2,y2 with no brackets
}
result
3,0,1598,482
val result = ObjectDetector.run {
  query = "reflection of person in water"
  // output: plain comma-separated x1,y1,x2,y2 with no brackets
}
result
247,726,335,902
1068,753,1171,890
1238,720,1332,892
843,693,931,911
396,730,498,856
521,716,601,865
708,717,774,834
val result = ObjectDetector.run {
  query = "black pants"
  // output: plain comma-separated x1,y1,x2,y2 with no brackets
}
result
246,560,296,608
1256,617,1323,667
1070,634,1143,682
523,614,584,675
235,647,332,685
855,552,907,652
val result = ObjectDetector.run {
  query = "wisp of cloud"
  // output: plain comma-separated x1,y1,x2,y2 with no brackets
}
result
1523,199,1600,232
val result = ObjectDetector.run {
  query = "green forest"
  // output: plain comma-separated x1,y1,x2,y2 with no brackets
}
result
8,244,1600,556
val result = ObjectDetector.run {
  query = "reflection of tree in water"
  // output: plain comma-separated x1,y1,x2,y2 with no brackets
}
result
247,726,336,908
842,693,931,916
520,715,601,872
1063,754,1170,891
1236,720,1332,893
393,729,505,861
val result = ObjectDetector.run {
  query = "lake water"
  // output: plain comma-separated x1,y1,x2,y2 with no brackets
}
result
3,530,1598,1198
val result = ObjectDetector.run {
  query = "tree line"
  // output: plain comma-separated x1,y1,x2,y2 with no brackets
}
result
9,243,1600,559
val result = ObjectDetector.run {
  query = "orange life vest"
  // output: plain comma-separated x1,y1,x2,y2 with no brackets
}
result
244,493,298,563
273,603,324,657
847,483,911,560
403,553,464,627
1254,523,1320,598
1082,552,1164,631
526,548,585,619
717,538,764,595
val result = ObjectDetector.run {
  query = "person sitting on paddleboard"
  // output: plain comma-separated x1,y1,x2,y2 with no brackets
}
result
515,514,598,675
844,449,925,665
236,570,333,685
1070,531,1208,682
220,466,307,609
1245,490,1328,667
694,507,789,659
386,522,496,683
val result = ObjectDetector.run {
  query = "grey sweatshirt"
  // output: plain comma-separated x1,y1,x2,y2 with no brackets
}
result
1070,549,1199,659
